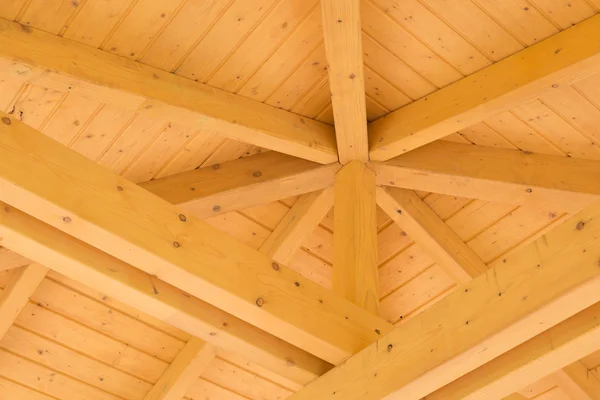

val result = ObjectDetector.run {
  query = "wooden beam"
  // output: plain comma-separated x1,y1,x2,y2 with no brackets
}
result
0,247,30,271
425,302,600,400
371,141,600,213
260,188,334,265
376,187,487,284
144,338,215,400
555,362,600,400
0,112,392,365
333,161,378,315
504,395,527,400
0,19,337,164
288,198,600,400
369,14,600,160
0,202,331,386
140,152,339,219
0,263,47,339
321,0,368,163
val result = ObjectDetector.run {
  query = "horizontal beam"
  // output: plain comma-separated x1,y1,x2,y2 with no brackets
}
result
425,302,600,400
0,112,392,365
0,19,337,163
369,14,600,160
376,187,486,284
289,198,600,400
140,152,339,219
0,263,48,339
371,141,600,213
0,202,330,386
144,338,215,400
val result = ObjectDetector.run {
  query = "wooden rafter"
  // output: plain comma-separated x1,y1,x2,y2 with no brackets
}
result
140,152,340,218
369,13,600,160
144,338,215,400
376,187,486,284
0,203,330,386
321,0,368,164
333,161,379,315
426,302,600,399
555,362,600,400
371,141,600,213
0,247,30,271
289,199,600,400
0,19,337,164
0,112,392,365
260,188,334,265
0,263,48,339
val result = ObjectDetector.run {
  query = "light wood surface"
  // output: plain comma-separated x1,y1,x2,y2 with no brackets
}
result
333,161,379,315
0,263,47,339
140,152,340,218
371,141,600,213
0,111,392,365
369,13,600,160
376,187,487,284
0,18,338,163
144,338,215,400
289,199,600,399
321,0,368,163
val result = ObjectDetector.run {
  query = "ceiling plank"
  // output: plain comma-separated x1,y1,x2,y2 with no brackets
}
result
333,161,378,315
260,188,334,265
371,141,600,213
144,338,215,400
425,301,600,400
0,19,337,164
0,247,30,271
288,198,600,400
376,187,486,284
369,13,600,160
0,263,48,339
140,152,340,219
321,0,368,163
0,112,392,365
555,361,600,400
0,202,331,386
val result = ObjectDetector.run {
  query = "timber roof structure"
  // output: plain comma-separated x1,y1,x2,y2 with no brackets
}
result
1,1,600,399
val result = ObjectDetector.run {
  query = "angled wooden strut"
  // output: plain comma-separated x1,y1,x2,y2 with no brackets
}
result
0,18,337,163
140,152,340,219
289,197,600,400
376,186,487,284
0,111,393,366
0,263,48,339
369,13,600,160
144,338,215,400
260,188,335,265
321,0,368,164
0,202,330,386
555,361,600,400
371,141,600,213
0,247,30,271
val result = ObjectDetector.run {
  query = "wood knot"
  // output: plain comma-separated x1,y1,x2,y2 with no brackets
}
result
173,241,180,248
62,217,72,223
576,221,585,230
525,188,532,193
1,117,11,125
116,185,124,191
252,171,262,178
178,214,187,222
271,262,280,271
387,344,393,352
212,205,221,212
256,297,265,307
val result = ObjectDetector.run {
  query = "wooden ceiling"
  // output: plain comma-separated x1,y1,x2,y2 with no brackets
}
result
1,0,600,399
